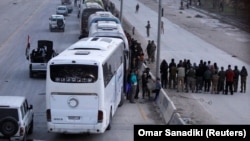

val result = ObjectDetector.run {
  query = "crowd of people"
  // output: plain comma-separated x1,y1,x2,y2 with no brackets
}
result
160,58,248,95
124,30,161,103
124,26,249,104
122,12,248,103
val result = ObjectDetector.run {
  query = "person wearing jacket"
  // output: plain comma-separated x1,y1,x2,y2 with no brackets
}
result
225,65,234,95
129,70,138,103
153,77,161,101
240,66,248,93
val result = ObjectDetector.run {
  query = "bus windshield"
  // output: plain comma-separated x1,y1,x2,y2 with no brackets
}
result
50,64,98,83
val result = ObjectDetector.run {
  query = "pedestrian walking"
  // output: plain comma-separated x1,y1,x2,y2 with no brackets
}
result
135,3,139,13
225,65,234,95
240,66,248,93
161,20,164,34
145,21,151,37
132,26,135,35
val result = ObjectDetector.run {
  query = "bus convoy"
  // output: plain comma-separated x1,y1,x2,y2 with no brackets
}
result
46,0,131,134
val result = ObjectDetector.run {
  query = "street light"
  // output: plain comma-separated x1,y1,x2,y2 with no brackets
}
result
156,0,162,79
119,0,123,24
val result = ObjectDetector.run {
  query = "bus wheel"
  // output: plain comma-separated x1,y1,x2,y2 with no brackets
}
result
118,93,124,107
106,111,112,130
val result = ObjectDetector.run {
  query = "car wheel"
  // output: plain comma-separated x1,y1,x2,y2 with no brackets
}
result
0,117,19,137
49,26,53,32
28,119,33,134
29,64,34,78
29,69,34,78
22,133,27,141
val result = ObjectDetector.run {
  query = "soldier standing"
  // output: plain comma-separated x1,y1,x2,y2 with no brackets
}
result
145,21,151,37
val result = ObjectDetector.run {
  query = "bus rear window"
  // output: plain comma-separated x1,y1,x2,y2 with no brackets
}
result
50,65,98,83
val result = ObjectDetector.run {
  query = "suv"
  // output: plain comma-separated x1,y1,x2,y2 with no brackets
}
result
49,14,65,32
0,96,34,141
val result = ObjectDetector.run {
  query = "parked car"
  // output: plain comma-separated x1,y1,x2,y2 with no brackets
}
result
56,5,68,16
0,96,34,141
49,14,65,32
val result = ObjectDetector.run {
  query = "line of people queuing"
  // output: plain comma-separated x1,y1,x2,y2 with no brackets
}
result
160,58,248,95
124,31,161,103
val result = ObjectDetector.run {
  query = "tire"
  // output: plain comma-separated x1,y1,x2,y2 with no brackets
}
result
106,111,112,130
57,20,64,28
22,133,27,141
0,117,19,137
29,64,33,78
28,119,33,134
118,93,124,107
29,69,34,78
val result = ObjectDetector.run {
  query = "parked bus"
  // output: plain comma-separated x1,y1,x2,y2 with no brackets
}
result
79,2,104,38
87,11,120,34
88,20,130,79
46,37,125,134
83,0,104,8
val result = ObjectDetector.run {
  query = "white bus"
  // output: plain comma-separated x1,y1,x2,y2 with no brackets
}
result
88,20,130,76
87,11,121,34
46,37,125,134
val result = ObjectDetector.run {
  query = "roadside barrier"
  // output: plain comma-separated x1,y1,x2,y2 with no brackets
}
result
143,64,186,125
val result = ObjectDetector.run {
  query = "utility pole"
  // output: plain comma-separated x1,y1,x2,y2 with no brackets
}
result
156,0,162,79
119,0,123,24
